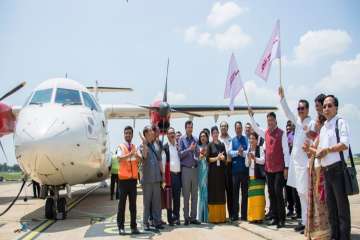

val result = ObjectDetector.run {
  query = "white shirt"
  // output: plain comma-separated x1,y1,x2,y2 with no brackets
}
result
250,116,290,167
280,98,315,194
162,142,181,173
245,146,265,177
319,115,350,167
219,134,232,153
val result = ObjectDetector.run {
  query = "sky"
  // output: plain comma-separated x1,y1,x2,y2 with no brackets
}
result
1,0,360,165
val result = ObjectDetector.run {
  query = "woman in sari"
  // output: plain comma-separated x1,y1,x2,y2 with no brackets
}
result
305,114,330,239
198,130,209,223
245,132,266,223
207,126,227,223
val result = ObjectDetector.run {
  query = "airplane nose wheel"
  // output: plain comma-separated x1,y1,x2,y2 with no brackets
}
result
45,198,55,219
57,197,67,220
44,186,67,220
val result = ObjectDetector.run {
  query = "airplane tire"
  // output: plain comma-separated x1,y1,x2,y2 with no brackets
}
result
45,198,55,219
57,197,67,220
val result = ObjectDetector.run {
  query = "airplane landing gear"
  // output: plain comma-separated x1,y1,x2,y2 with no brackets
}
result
44,186,67,220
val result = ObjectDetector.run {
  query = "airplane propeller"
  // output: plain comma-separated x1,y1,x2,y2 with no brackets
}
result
0,82,26,102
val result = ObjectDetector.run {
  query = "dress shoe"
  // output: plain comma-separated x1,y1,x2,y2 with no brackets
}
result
174,219,181,225
168,221,174,226
300,230,305,235
286,211,294,217
240,217,247,221
294,224,305,232
155,224,164,230
118,228,126,235
268,219,278,226
277,221,285,229
265,214,273,221
190,219,201,225
184,219,190,225
131,228,140,235
231,216,239,222
144,224,151,231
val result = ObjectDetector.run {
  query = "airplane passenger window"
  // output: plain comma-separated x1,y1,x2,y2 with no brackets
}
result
29,89,53,105
82,92,98,111
55,88,82,105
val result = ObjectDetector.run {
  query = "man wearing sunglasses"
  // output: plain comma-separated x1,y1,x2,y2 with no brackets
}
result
278,86,316,235
304,95,351,240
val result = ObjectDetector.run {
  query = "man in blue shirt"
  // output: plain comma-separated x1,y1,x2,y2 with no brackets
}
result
179,120,200,225
229,121,248,221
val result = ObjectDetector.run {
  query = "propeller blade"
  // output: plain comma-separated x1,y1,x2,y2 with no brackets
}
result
139,105,160,112
0,140,8,163
171,109,203,118
0,82,26,102
163,58,169,103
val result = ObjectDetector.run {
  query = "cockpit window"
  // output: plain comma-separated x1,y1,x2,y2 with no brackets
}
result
55,88,82,105
29,89,53,105
82,92,98,111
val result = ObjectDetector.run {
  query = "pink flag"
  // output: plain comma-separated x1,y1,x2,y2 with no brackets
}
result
255,19,281,81
224,53,244,111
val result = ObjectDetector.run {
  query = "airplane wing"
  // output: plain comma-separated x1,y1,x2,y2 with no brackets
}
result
102,104,277,120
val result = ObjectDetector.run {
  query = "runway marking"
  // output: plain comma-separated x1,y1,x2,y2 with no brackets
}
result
18,185,99,240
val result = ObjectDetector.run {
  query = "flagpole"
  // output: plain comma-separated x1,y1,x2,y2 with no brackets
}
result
279,57,283,87
243,85,250,107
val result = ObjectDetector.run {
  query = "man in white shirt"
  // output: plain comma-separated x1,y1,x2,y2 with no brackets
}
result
162,127,182,226
305,95,351,240
219,121,234,221
278,87,315,234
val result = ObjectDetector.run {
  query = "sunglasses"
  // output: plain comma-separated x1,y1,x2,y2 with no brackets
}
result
323,103,334,109
297,107,306,111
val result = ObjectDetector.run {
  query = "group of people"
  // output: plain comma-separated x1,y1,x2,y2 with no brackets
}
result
109,89,352,240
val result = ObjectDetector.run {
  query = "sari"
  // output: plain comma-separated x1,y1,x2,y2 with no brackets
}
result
198,145,208,222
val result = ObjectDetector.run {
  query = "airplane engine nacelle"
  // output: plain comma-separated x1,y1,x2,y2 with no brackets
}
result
150,110,170,134
0,102,16,137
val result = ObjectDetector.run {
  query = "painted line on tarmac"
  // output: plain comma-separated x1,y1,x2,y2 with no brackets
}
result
18,185,99,240
238,225,271,240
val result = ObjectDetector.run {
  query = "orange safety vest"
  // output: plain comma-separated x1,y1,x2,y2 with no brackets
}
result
118,143,138,180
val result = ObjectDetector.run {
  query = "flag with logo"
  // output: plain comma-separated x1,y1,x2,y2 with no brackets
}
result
255,19,281,81
224,53,244,111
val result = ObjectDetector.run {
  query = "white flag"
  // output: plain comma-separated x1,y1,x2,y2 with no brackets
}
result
224,53,244,111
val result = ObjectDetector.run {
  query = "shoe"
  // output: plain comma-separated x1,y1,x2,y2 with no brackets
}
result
131,228,140,234
265,214,273,221
277,221,285,228
155,224,164,230
118,228,126,235
175,220,181,225
110,196,113,200
268,219,278,226
294,224,305,232
240,217,247,221
286,212,294,217
144,224,151,231
161,220,166,225
292,214,301,220
190,219,201,225
231,216,239,222
168,222,174,226
184,219,190,226
300,230,304,235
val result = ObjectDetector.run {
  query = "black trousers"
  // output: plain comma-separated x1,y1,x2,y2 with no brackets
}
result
110,173,119,199
117,179,137,229
167,172,182,223
285,185,301,217
32,180,40,198
225,164,234,218
232,171,248,220
324,162,351,240
267,171,285,222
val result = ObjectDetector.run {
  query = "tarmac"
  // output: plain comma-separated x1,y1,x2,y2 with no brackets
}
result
0,172,360,240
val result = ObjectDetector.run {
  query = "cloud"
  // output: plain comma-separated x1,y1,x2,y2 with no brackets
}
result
154,91,186,104
291,29,351,64
183,25,251,51
317,53,360,92
214,25,252,50
207,2,247,27
339,103,360,121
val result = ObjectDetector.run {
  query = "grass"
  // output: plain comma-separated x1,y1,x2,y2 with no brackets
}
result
0,171,23,181
353,157,360,166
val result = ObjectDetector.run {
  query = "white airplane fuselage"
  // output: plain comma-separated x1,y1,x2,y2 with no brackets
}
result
14,79,111,187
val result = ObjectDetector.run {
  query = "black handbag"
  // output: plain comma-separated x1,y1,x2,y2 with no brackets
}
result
254,146,266,179
335,119,359,196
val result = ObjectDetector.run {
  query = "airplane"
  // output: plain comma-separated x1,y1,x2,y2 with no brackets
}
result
0,67,276,220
